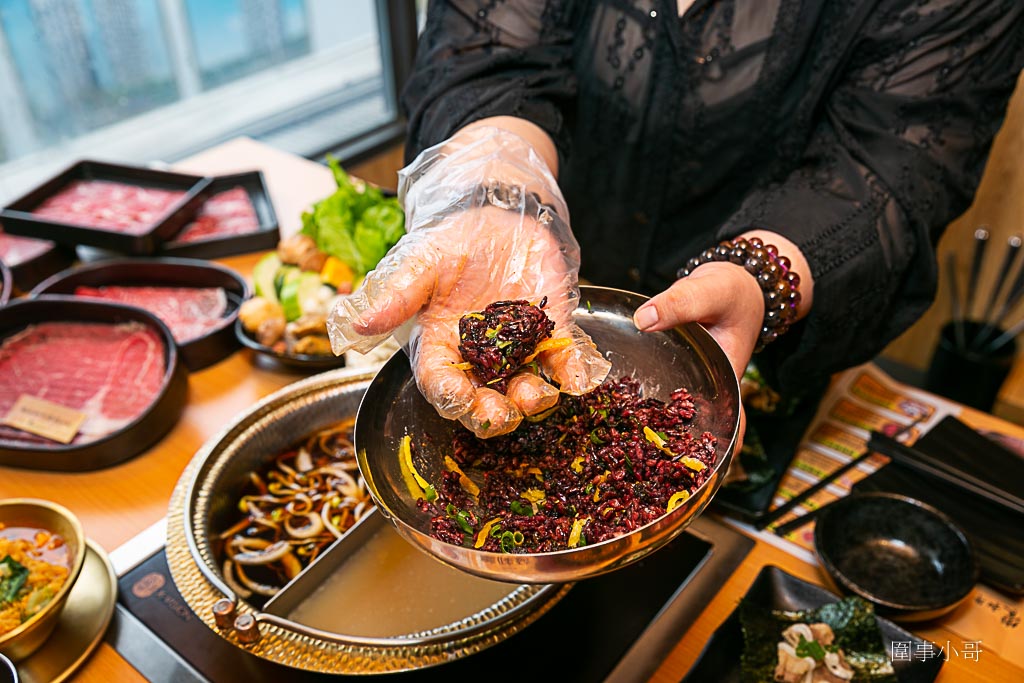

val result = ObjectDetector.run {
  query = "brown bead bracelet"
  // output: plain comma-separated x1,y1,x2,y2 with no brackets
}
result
676,236,802,353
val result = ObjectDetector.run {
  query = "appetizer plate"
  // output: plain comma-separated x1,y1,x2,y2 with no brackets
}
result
234,317,347,372
683,565,944,682
31,257,249,372
0,297,188,471
355,285,741,584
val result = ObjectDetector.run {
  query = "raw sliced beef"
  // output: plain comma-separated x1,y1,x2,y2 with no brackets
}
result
0,230,53,267
0,321,166,446
72,286,228,343
32,179,187,235
173,186,260,243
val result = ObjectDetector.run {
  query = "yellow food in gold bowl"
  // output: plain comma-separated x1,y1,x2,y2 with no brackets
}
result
0,499,85,662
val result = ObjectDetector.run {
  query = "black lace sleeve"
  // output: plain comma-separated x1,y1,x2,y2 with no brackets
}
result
402,0,576,166
717,0,1024,395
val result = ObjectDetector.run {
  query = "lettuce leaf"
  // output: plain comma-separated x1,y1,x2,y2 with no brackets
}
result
301,155,405,277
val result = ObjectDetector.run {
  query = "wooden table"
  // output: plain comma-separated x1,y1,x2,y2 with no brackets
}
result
4,138,1021,682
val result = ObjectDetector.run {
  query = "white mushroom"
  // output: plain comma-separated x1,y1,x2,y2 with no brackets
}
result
809,622,836,647
781,623,816,648
774,642,817,683
816,651,855,682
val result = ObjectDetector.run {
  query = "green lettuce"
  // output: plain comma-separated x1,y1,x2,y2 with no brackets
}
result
300,155,405,277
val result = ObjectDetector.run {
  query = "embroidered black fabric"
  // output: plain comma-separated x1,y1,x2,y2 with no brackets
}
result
402,0,1024,395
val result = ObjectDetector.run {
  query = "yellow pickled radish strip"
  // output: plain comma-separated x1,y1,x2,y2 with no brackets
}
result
444,455,480,496
522,336,573,364
643,426,676,457
568,517,590,548
680,456,706,472
666,490,691,512
474,517,502,548
451,361,473,371
520,488,545,503
397,436,434,499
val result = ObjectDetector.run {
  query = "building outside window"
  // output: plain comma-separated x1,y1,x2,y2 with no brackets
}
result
0,0,407,204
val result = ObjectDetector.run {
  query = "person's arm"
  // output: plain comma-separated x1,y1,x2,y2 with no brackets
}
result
402,0,575,169
640,0,1024,396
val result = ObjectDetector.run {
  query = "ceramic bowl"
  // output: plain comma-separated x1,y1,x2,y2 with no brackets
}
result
814,492,978,622
0,499,86,661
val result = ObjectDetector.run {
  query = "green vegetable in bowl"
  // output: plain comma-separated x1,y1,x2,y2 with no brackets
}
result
300,156,405,278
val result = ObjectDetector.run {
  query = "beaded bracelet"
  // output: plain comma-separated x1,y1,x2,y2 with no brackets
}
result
676,236,802,353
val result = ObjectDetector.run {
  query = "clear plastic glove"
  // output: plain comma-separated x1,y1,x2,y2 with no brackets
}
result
327,127,612,438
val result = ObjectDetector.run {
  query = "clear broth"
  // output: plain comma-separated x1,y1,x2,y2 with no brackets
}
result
288,524,517,636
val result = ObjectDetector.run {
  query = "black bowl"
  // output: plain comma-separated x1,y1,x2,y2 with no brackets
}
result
234,317,347,372
814,492,978,622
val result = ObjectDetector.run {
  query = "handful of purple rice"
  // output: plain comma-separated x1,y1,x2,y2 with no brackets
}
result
457,299,558,393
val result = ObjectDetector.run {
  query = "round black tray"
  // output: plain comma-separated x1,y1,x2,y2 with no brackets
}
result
0,297,188,472
234,317,346,372
30,257,249,371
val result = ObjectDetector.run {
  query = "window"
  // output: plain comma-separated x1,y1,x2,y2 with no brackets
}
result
0,0,410,203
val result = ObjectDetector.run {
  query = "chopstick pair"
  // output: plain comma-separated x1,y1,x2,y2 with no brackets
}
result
754,419,923,532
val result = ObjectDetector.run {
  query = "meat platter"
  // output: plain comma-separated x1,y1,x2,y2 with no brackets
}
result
0,160,212,255
158,171,280,260
30,257,249,371
0,297,188,471
0,227,75,294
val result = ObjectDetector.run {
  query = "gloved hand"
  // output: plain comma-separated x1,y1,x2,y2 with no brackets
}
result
327,126,611,438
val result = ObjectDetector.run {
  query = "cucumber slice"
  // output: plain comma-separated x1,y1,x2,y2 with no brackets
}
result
253,253,283,302
280,271,323,322
274,265,301,300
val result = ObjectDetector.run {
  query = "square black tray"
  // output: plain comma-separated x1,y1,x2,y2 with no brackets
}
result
0,160,212,255
158,170,280,259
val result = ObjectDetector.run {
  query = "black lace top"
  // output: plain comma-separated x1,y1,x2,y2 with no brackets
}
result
402,0,1024,394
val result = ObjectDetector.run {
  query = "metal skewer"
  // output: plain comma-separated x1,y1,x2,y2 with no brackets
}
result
985,317,1024,354
946,252,967,350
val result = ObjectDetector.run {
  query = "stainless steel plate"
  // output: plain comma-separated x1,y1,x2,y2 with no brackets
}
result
167,367,567,675
355,285,741,584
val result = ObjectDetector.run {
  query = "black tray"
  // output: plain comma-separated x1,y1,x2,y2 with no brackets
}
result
0,257,10,307
683,565,943,682
0,160,212,255
0,297,188,471
0,228,76,294
30,257,248,371
234,317,347,372
158,171,280,259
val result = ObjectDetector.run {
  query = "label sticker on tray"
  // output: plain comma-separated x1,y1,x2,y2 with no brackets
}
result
3,394,87,444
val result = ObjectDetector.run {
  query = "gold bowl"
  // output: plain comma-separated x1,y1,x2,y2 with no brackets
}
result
0,499,86,662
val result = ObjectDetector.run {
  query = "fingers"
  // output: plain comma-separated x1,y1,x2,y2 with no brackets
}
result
327,236,437,354
540,324,612,395
458,387,523,438
632,262,763,380
506,372,560,416
412,333,477,421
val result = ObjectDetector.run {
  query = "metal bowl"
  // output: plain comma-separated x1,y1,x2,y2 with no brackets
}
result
0,499,86,662
355,285,741,584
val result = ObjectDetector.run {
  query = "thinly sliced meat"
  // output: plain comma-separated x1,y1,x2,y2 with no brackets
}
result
32,179,187,235
0,321,166,446
173,187,260,243
73,286,228,343
0,230,53,267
